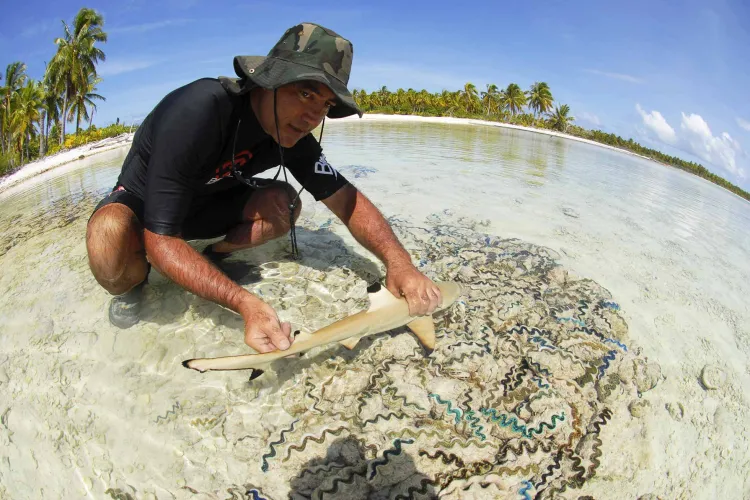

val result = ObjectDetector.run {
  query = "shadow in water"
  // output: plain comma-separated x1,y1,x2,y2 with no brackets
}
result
282,436,437,499
138,226,383,328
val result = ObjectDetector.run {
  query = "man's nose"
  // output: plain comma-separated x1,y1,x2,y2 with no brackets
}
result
301,104,327,126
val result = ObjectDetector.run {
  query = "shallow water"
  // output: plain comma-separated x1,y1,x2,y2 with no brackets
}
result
0,122,748,499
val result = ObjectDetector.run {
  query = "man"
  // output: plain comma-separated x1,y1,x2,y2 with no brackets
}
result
86,23,441,354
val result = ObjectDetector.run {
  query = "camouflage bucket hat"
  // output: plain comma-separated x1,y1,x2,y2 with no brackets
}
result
223,23,362,119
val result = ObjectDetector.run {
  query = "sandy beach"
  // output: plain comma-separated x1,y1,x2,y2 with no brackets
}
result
0,132,134,194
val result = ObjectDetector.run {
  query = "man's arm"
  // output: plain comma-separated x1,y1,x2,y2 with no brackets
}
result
143,231,292,352
322,184,441,315
322,184,410,268
143,231,248,311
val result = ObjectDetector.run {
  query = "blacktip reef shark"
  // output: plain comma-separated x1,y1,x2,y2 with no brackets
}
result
182,281,462,377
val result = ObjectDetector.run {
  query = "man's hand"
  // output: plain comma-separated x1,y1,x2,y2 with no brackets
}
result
385,263,442,316
238,295,294,353
323,186,441,316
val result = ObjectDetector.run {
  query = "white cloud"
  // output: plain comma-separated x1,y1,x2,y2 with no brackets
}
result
681,112,745,179
108,19,192,35
578,111,601,127
634,104,748,181
636,104,677,144
585,69,644,84
99,59,158,76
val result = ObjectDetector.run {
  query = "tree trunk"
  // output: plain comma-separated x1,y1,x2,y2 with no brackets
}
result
45,112,51,153
75,109,80,135
88,108,95,130
39,111,46,156
60,82,68,145
0,107,5,155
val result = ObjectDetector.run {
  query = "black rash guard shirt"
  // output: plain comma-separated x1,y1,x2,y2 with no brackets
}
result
115,78,349,236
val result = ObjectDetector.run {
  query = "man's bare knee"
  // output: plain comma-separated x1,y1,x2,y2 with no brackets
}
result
87,204,146,294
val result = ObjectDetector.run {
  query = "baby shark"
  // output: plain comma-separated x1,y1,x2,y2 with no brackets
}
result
183,281,462,377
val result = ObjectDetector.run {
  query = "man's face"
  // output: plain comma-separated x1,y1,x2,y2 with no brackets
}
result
253,81,337,148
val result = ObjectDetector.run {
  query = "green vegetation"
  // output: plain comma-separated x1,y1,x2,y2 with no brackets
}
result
354,85,750,202
1,7,114,177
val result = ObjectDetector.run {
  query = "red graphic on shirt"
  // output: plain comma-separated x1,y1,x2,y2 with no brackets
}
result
206,150,252,185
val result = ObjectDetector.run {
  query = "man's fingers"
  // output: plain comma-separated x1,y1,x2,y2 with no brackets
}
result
408,288,429,316
245,335,274,353
386,283,401,299
281,321,294,344
404,292,418,316
269,323,291,350
426,286,440,314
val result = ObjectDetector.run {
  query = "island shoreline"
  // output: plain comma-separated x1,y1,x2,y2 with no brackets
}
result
0,115,742,203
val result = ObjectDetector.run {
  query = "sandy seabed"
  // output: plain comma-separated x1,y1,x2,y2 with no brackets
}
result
0,115,748,499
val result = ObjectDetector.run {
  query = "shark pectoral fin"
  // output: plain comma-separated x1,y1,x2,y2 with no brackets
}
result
407,316,436,353
340,336,362,350
249,361,272,380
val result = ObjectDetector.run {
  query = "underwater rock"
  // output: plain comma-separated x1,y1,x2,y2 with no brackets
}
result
666,402,685,421
628,399,651,418
562,207,580,218
700,364,726,390
638,495,664,500
621,358,662,394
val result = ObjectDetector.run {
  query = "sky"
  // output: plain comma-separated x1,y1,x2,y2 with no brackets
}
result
1,0,749,189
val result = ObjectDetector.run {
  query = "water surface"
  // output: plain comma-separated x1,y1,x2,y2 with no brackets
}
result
0,121,748,499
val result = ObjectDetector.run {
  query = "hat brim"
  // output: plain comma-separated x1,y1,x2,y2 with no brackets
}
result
231,55,362,119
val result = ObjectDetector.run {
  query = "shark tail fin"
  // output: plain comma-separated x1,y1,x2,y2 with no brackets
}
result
407,316,436,354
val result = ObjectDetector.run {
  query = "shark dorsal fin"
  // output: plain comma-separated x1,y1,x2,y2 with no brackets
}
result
406,316,436,352
366,286,399,312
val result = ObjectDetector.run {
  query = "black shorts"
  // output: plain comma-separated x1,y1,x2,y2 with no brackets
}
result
90,183,266,240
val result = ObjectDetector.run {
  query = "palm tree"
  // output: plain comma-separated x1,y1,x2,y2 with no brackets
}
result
68,70,105,134
528,82,554,117
1,62,28,155
499,83,527,116
548,104,574,132
10,79,44,163
377,85,390,107
461,82,480,114
47,7,107,145
394,88,406,109
436,90,460,117
480,84,500,116
41,76,62,155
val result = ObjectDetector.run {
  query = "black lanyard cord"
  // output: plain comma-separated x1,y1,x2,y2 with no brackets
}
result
230,90,328,260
